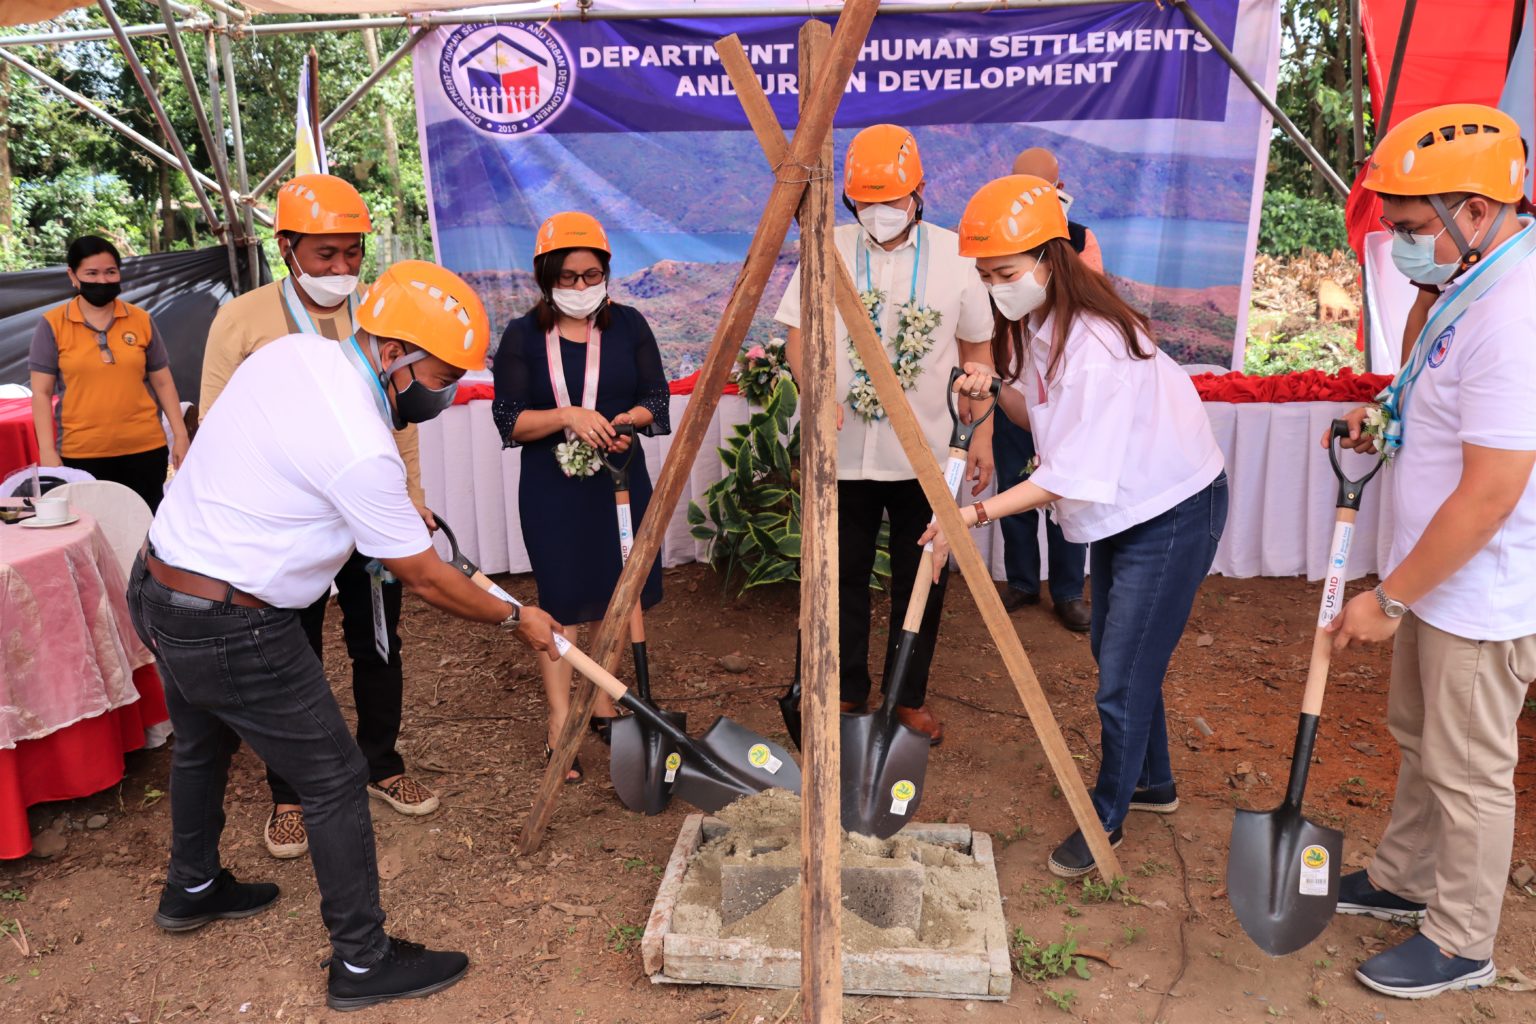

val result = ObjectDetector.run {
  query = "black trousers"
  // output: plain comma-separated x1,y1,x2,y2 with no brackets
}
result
267,550,405,805
65,446,168,512
833,478,950,708
127,556,389,966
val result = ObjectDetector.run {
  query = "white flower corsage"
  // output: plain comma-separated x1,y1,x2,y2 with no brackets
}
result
555,439,602,478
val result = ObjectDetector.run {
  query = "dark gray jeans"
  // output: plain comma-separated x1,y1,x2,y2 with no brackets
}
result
127,554,389,966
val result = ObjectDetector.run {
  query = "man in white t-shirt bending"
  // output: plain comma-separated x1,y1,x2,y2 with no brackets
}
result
776,124,995,745
127,261,561,1012
1327,104,1536,1000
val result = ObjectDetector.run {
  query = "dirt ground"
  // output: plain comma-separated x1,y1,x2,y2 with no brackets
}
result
6,563,1536,1024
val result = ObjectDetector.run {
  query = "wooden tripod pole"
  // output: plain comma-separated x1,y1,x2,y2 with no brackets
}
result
715,42,1123,881
795,20,843,1020
517,0,881,856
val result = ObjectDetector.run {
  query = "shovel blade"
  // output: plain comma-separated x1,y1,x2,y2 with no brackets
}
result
671,716,802,814
609,708,688,816
1228,805,1343,956
778,680,803,752
839,711,931,838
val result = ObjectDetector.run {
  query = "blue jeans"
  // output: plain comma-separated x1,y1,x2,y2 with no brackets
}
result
992,412,1086,605
126,554,389,966
1088,473,1228,832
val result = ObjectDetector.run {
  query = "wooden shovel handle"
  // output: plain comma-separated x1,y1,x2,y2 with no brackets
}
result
1302,508,1359,718
903,550,936,632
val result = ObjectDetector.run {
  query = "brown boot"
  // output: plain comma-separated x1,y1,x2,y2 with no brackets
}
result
895,704,945,746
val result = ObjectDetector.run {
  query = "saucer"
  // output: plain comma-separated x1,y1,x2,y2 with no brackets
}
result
20,514,80,529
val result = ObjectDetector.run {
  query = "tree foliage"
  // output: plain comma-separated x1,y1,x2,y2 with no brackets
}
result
0,8,428,272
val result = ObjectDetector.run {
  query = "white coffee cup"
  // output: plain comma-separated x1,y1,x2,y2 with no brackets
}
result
33,496,69,525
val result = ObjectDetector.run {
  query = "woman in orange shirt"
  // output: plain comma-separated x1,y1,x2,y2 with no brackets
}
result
28,236,189,511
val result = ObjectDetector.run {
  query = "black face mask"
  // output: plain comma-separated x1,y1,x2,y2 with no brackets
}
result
388,363,458,429
78,281,122,307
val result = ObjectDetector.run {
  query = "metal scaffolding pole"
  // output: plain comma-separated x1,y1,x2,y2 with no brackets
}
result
1173,0,1350,199
98,0,225,238
159,0,243,287
0,45,273,229
0,19,210,49
1349,0,1366,161
216,12,262,290
248,28,425,202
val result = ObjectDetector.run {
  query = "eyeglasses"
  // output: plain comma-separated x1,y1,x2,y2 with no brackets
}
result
94,329,115,365
1378,198,1467,242
557,268,606,287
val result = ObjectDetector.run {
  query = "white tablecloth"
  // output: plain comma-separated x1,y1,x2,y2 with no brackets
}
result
418,397,1391,585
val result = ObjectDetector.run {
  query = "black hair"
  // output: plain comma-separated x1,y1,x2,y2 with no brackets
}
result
66,235,121,272
530,246,614,333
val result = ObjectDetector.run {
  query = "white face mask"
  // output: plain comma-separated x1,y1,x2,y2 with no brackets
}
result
296,271,359,307
987,263,1051,322
1057,189,1075,216
857,199,914,244
552,283,608,320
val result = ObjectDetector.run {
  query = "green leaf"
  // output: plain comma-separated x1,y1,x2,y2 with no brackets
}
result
754,486,789,508
750,511,785,530
872,548,892,579
734,443,757,492
686,502,706,526
746,522,779,559
690,525,716,542
777,533,802,558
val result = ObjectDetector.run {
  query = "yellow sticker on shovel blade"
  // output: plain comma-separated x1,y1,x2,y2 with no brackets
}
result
890,779,916,816
1299,844,1330,896
664,752,681,783
747,743,782,775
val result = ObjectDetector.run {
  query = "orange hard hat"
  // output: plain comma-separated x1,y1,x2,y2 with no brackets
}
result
957,175,1069,258
1362,103,1527,204
534,211,610,257
844,124,923,202
357,261,490,372
275,173,372,235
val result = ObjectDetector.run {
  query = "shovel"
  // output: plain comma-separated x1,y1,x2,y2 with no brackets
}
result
1228,420,1383,956
839,368,998,838
431,513,801,814
600,426,689,815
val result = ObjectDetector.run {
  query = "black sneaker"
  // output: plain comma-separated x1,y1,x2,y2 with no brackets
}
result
153,869,279,933
1356,932,1495,999
1336,870,1426,925
1129,784,1180,814
1048,827,1124,878
327,936,469,1012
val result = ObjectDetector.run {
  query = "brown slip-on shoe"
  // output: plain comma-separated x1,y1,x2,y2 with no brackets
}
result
895,704,945,746
265,808,308,859
368,776,441,816
1054,598,1091,633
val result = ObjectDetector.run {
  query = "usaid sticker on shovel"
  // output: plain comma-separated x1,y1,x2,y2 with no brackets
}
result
1299,844,1330,896
664,752,681,783
747,743,783,775
890,779,916,816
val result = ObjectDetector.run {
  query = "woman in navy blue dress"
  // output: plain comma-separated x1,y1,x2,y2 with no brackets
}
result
492,212,669,783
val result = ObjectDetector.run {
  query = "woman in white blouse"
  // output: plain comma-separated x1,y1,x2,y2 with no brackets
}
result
924,175,1228,877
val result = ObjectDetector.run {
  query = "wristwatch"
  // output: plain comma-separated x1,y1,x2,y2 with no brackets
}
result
498,603,521,629
1374,584,1409,619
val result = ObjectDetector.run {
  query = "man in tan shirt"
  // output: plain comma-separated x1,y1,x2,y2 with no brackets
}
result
201,174,439,859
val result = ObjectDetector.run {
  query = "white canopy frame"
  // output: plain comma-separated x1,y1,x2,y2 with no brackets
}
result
0,0,1347,294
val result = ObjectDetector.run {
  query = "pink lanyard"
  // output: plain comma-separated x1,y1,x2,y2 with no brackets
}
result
545,322,601,442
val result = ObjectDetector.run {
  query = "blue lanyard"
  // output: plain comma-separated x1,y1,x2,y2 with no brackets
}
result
281,277,357,337
1380,218,1535,453
343,333,393,426
861,223,924,308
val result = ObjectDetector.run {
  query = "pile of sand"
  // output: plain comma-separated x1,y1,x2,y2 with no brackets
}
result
669,790,995,954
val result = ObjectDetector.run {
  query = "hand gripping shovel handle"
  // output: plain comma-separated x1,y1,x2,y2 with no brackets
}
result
1285,421,1381,806
945,366,1002,450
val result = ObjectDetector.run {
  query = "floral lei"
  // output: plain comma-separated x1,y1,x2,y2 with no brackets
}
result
845,290,942,423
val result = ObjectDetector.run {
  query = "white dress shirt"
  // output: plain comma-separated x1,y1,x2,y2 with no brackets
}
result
150,334,431,608
775,221,994,481
1010,310,1224,544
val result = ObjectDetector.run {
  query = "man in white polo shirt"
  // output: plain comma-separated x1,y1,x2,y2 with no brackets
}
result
128,261,561,1011
775,123,995,744
1326,104,1536,999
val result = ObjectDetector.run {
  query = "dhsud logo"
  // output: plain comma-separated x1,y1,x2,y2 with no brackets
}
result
1427,326,1455,369
440,23,572,136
